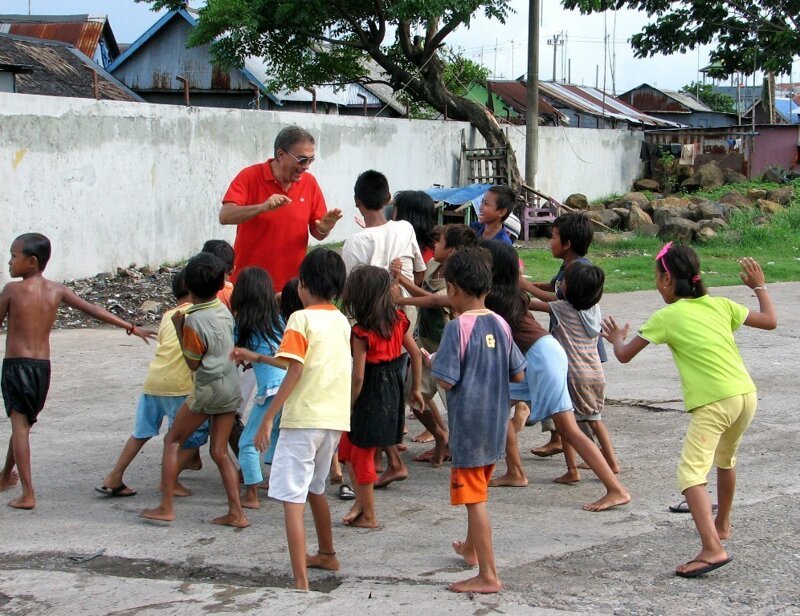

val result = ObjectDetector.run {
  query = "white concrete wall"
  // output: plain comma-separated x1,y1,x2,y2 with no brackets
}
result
0,92,642,284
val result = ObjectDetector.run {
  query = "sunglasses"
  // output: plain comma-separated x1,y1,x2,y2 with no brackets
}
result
284,151,316,166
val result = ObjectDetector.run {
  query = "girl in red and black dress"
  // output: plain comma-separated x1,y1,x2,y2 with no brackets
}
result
339,266,424,528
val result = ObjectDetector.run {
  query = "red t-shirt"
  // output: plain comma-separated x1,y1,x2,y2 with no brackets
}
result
222,160,327,290
421,245,435,264
352,310,410,364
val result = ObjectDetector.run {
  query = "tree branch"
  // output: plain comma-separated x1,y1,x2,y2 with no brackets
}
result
398,19,415,60
331,2,371,47
422,13,469,63
373,0,387,41
312,34,366,49
722,0,792,33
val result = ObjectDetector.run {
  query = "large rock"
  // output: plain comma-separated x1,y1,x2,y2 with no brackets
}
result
633,178,661,192
681,161,725,191
699,218,728,232
723,168,748,185
747,189,767,200
658,218,699,243
627,203,653,229
589,202,606,211
612,208,631,229
762,167,786,183
638,223,660,237
565,193,589,210
653,203,692,226
719,191,751,209
689,201,729,221
620,192,650,209
756,199,784,215
597,209,621,229
766,185,795,205
696,227,718,243
657,196,691,208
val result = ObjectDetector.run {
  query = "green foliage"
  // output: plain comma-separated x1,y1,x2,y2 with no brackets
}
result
680,82,735,113
561,0,800,77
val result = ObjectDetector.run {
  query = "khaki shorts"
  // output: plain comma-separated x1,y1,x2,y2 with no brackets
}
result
677,392,757,493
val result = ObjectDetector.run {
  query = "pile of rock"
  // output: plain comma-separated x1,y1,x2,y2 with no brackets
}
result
564,183,794,244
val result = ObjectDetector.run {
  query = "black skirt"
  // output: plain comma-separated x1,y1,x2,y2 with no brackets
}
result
349,355,406,448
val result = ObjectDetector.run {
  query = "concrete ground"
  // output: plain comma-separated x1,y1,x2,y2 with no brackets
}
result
0,283,798,615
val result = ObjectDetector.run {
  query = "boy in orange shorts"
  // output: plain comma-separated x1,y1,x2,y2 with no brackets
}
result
431,247,525,594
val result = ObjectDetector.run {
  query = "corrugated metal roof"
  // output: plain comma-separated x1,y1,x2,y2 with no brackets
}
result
0,14,118,61
487,80,564,119
539,81,681,127
658,88,713,112
0,32,142,102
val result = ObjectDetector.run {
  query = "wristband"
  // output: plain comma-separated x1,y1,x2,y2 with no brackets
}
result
126,324,135,335
753,286,767,291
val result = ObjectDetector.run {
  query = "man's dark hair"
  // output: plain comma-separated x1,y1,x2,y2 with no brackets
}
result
184,253,225,300
201,240,235,274
553,212,594,256
443,246,492,297
487,185,516,222
15,233,51,271
354,170,391,211
171,268,189,300
274,125,315,155
299,248,346,301
563,261,604,311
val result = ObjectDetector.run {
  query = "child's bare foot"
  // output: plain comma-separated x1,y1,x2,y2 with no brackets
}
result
554,469,580,484
140,506,175,522
211,512,250,528
532,443,563,457
448,574,502,594
240,488,260,510
350,514,379,529
511,403,530,433
396,443,408,452
489,473,529,488
8,494,35,510
159,481,193,497
430,444,451,468
715,520,731,541
375,467,408,489
186,451,203,471
412,447,435,463
582,490,631,512
451,540,478,566
577,462,590,470
306,552,340,571
412,429,434,443
342,502,363,525
329,473,344,485
0,470,19,491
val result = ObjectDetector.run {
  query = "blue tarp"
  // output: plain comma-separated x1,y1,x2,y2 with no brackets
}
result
775,98,800,124
423,184,493,205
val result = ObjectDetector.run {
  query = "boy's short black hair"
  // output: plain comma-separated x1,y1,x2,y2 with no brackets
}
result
171,268,188,300
444,224,477,250
563,261,604,311
443,246,492,297
15,233,51,271
487,185,516,222
553,213,594,256
354,170,391,211
201,239,235,274
298,248,346,301
184,253,226,300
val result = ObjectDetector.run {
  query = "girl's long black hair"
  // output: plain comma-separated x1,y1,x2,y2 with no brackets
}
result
394,190,437,252
480,239,528,329
657,244,708,299
340,265,399,339
231,267,283,350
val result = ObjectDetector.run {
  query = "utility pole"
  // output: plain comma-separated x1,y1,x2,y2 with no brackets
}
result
547,32,562,81
526,0,540,189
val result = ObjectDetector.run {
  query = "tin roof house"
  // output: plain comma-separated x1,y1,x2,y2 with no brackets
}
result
619,83,738,128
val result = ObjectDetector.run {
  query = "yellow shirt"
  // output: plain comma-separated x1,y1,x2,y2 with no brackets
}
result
142,303,194,396
638,295,755,411
275,304,351,431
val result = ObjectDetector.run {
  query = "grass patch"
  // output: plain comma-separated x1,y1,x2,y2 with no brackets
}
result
519,178,800,293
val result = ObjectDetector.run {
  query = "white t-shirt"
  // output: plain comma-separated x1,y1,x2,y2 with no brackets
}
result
342,220,426,281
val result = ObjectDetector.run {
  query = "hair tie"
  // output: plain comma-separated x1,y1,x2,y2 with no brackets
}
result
691,275,701,284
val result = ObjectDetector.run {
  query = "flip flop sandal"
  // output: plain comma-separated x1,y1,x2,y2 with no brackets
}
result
338,484,356,500
95,484,137,497
668,500,719,514
675,556,733,578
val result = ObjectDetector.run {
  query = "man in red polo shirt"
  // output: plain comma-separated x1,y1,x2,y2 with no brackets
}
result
220,126,342,290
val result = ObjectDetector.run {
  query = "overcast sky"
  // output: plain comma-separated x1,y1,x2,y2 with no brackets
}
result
7,0,793,93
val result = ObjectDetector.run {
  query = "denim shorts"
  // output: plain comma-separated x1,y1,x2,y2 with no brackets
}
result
132,394,209,449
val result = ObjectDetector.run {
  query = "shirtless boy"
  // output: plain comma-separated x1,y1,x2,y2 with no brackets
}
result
0,233,154,510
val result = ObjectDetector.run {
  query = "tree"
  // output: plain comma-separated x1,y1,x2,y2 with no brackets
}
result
562,0,800,77
146,0,523,187
680,82,735,113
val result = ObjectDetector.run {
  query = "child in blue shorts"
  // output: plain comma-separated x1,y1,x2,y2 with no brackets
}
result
96,270,209,498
